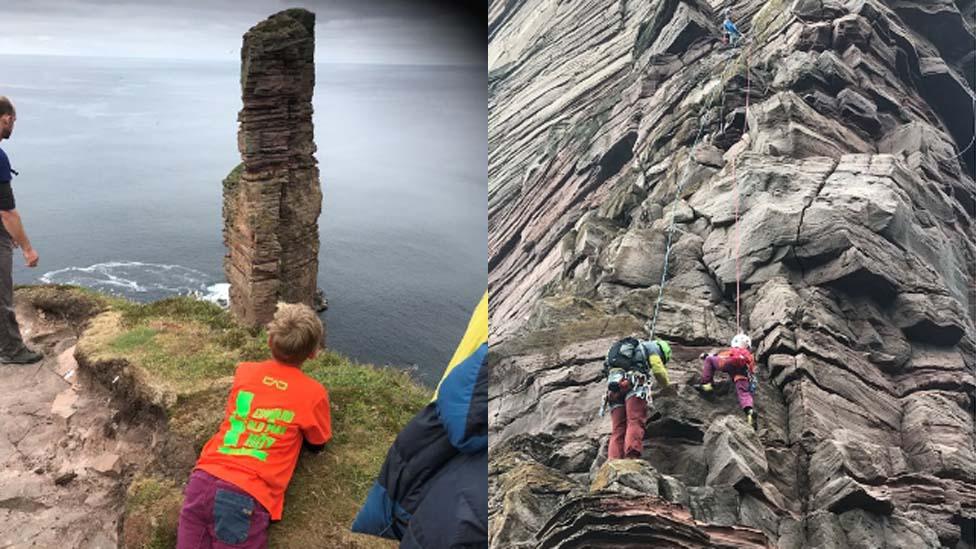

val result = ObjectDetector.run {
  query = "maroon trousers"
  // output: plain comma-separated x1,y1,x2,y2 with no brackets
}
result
607,380,649,460
177,470,271,549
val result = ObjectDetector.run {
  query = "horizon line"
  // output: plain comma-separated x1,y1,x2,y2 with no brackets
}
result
0,51,486,68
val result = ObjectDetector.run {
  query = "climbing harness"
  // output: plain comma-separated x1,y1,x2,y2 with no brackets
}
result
600,374,651,416
607,367,627,392
600,340,654,416
600,371,652,418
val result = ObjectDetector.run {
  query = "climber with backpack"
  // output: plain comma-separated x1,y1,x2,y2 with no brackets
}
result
601,337,672,460
694,333,758,429
722,8,744,48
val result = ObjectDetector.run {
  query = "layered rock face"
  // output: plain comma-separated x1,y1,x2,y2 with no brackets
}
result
488,0,975,546
224,8,322,328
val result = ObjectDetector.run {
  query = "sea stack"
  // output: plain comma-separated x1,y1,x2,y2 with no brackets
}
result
223,8,322,329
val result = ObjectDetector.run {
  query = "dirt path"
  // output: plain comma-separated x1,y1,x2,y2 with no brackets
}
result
0,299,154,548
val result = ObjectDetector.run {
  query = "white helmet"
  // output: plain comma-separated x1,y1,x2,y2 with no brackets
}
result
731,333,751,349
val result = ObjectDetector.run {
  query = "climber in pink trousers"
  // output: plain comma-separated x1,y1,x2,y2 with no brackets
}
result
695,333,757,429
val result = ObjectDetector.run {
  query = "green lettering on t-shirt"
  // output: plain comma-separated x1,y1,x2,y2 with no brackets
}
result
215,390,297,463
217,446,268,461
220,390,256,455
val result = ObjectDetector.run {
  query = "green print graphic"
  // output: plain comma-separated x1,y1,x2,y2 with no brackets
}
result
217,390,296,462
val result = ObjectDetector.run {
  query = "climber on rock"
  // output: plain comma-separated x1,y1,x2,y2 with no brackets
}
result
722,8,744,48
695,333,758,429
603,337,671,460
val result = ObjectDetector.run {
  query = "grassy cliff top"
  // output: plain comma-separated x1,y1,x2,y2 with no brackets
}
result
24,286,430,548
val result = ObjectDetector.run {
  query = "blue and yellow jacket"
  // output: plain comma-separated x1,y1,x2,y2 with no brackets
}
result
352,292,488,547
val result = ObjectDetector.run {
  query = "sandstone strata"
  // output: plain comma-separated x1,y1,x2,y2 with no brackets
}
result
224,8,322,328
488,0,975,546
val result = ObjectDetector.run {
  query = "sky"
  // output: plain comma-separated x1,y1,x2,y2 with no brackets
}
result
0,0,485,65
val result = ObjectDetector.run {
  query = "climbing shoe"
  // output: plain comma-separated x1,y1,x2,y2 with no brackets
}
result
745,408,757,430
694,383,714,394
0,347,43,365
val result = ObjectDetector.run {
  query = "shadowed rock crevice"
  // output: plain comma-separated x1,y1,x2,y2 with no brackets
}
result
595,131,638,185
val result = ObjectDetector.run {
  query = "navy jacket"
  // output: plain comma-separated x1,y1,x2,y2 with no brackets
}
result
352,292,488,548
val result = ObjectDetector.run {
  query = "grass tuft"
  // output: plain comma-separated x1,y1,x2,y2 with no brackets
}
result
110,327,158,351
123,476,183,549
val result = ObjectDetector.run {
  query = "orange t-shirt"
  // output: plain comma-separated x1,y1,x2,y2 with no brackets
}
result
196,359,331,520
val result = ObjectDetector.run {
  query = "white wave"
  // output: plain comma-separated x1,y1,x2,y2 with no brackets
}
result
40,261,227,308
198,283,230,309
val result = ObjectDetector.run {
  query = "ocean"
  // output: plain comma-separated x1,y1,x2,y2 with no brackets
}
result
0,54,486,386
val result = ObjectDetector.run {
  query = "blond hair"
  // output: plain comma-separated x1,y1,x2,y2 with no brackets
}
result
268,302,323,364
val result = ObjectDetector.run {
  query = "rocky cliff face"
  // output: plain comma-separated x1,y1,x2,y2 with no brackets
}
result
223,8,322,328
488,0,975,546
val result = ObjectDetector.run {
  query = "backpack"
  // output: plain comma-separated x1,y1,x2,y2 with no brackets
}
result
605,337,648,375
717,347,756,374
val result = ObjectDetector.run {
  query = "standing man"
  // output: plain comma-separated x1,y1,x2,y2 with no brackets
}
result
0,97,43,364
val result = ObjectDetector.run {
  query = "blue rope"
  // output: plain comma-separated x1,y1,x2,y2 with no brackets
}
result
647,45,751,339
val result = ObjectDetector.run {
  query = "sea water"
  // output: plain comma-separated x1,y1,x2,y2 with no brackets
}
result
0,54,486,385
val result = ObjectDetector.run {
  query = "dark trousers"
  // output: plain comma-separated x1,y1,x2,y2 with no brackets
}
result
0,242,24,354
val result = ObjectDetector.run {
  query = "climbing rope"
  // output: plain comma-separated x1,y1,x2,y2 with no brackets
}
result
935,96,976,165
648,41,755,340
733,44,752,331
647,81,722,340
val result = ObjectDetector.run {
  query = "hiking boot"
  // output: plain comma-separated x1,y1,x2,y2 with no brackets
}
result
694,383,714,394
0,347,43,364
745,409,757,430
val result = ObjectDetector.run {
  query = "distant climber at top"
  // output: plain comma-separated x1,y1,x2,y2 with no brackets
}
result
695,333,757,429
723,8,744,47
603,337,671,460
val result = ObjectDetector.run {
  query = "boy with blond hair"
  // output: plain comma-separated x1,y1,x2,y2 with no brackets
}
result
177,303,331,549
